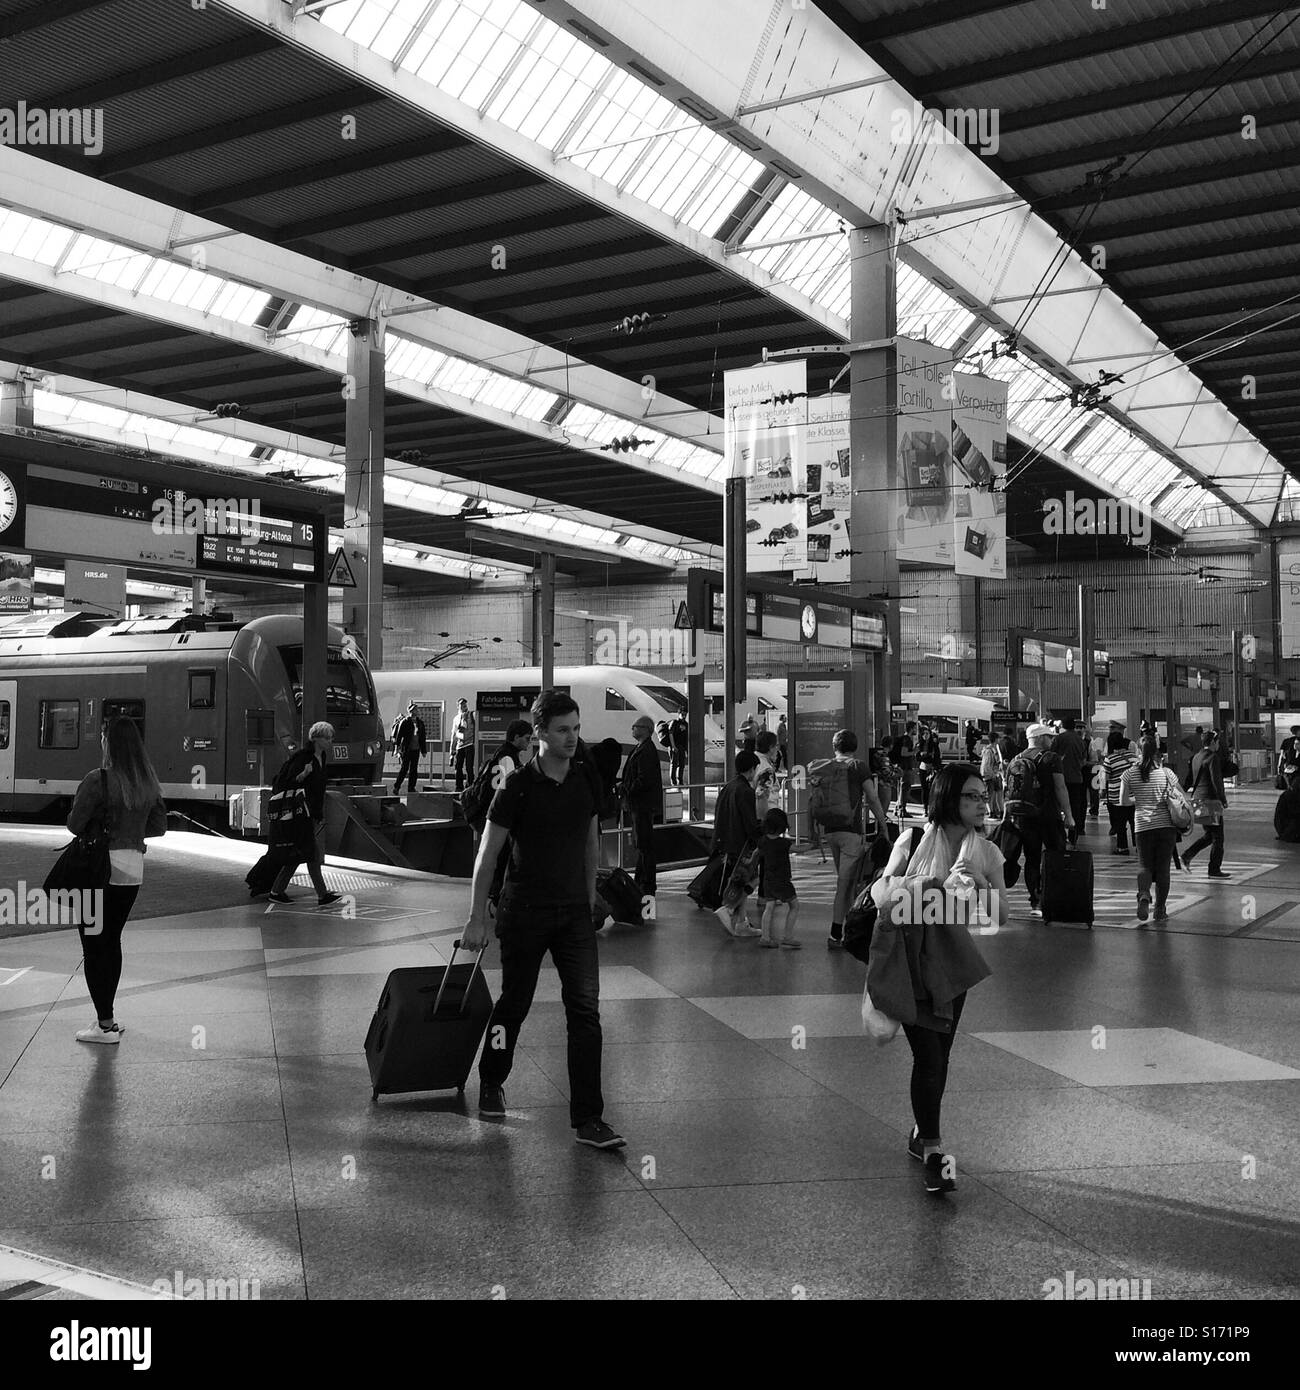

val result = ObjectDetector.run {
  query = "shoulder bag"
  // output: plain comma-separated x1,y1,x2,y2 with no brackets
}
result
1161,769,1194,831
844,827,922,963
45,770,113,892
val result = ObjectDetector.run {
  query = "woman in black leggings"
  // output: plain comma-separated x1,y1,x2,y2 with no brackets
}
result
67,718,167,1044
870,764,1003,1194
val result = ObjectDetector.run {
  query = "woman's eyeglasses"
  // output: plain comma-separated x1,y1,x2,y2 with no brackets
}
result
961,792,990,803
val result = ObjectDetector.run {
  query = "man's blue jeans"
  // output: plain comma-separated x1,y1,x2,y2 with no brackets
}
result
479,900,604,1127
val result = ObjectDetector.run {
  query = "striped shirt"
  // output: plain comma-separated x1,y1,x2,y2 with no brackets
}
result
1102,749,1137,806
1119,763,1178,831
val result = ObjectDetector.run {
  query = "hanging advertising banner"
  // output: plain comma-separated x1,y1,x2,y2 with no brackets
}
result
951,373,1008,579
800,394,852,583
895,338,957,566
725,360,807,575
1278,541,1300,659
0,552,33,613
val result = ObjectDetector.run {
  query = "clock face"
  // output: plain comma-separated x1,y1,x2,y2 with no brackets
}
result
0,472,16,533
801,603,817,639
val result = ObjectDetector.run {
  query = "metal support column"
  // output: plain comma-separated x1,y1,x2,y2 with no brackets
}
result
723,477,746,775
849,224,898,739
344,318,385,670
1078,584,1093,725
1231,629,1242,750
302,581,328,739
539,551,556,692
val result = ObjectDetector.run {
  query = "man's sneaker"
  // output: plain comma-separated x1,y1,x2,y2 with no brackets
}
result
827,928,845,949
268,892,293,904
478,1084,506,1117
575,1120,626,1150
316,892,343,906
923,1152,956,1194
1207,870,1232,879
1136,894,1150,921
76,1023,120,1045
907,1126,924,1162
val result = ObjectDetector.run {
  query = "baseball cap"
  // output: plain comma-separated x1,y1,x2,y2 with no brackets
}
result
1025,722,1053,741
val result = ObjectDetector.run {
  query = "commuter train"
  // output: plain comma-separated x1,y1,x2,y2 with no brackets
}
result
0,611,384,821
372,664,728,773
694,680,1004,757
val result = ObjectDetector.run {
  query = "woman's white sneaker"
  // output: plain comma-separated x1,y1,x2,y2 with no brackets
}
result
76,1024,121,1045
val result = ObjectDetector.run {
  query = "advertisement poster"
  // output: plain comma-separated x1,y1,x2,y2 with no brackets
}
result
895,338,956,566
1278,541,1300,659
800,394,852,583
951,373,1008,579
0,551,33,613
725,360,807,575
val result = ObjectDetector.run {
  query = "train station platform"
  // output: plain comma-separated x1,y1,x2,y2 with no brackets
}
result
1,794,1297,1302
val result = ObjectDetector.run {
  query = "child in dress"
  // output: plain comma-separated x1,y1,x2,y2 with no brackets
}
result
756,808,800,949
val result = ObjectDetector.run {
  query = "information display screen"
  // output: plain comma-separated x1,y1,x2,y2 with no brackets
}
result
24,464,325,583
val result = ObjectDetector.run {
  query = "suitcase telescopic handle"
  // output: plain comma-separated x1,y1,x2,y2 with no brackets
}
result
431,938,489,1017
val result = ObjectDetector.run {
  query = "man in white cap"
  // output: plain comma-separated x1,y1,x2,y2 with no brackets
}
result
1003,722,1074,916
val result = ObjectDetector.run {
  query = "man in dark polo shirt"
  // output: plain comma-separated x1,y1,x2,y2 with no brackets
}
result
462,690,625,1150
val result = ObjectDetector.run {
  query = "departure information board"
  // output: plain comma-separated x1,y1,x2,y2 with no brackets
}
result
23,464,325,584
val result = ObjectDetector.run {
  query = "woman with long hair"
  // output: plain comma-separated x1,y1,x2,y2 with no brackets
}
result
66,717,168,1044
869,763,1003,1195
1181,729,1231,878
1119,735,1180,921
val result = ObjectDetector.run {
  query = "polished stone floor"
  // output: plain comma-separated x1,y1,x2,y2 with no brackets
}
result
1,790,1297,1301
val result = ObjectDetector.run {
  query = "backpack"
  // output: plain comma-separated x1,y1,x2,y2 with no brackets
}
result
656,721,671,749
980,744,1002,780
389,714,403,744
670,718,688,750
807,758,857,830
459,755,501,828
1004,750,1047,818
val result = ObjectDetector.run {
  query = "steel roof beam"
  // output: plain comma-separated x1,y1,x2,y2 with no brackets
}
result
1040,150,1300,211
0,148,720,454
0,245,721,513
0,0,119,41
995,48,1300,134
194,132,472,212
906,0,1288,93
276,169,549,242
349,206,612,269
1087,190,1300,239
815,0,1039,44
94,90,390,179
0,359,716,563
1108,230,1300,272
1001,101,1300,178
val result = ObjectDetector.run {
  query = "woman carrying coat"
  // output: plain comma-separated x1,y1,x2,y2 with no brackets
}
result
66,717,168,1044
1181,729,1231,878
868,763,1003,1195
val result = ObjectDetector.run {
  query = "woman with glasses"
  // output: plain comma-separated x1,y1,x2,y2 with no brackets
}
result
869,764,1003,1195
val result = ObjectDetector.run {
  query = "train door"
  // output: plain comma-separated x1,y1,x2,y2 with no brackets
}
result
0,680,14,802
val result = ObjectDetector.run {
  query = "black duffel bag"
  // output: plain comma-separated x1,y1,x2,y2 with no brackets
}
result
687,856,728,912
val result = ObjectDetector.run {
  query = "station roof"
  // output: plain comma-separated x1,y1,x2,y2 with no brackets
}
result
0,0,1277,591
814,0,1300,483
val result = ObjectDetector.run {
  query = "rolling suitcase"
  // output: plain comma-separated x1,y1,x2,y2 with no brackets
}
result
1040,845,1094,928
594,866,643,926
364,941,492,1101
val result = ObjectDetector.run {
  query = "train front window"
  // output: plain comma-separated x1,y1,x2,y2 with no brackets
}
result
278,647,374,715
39,699,79,749
636,684,688,715
0,700,8,749
605,687,633,711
